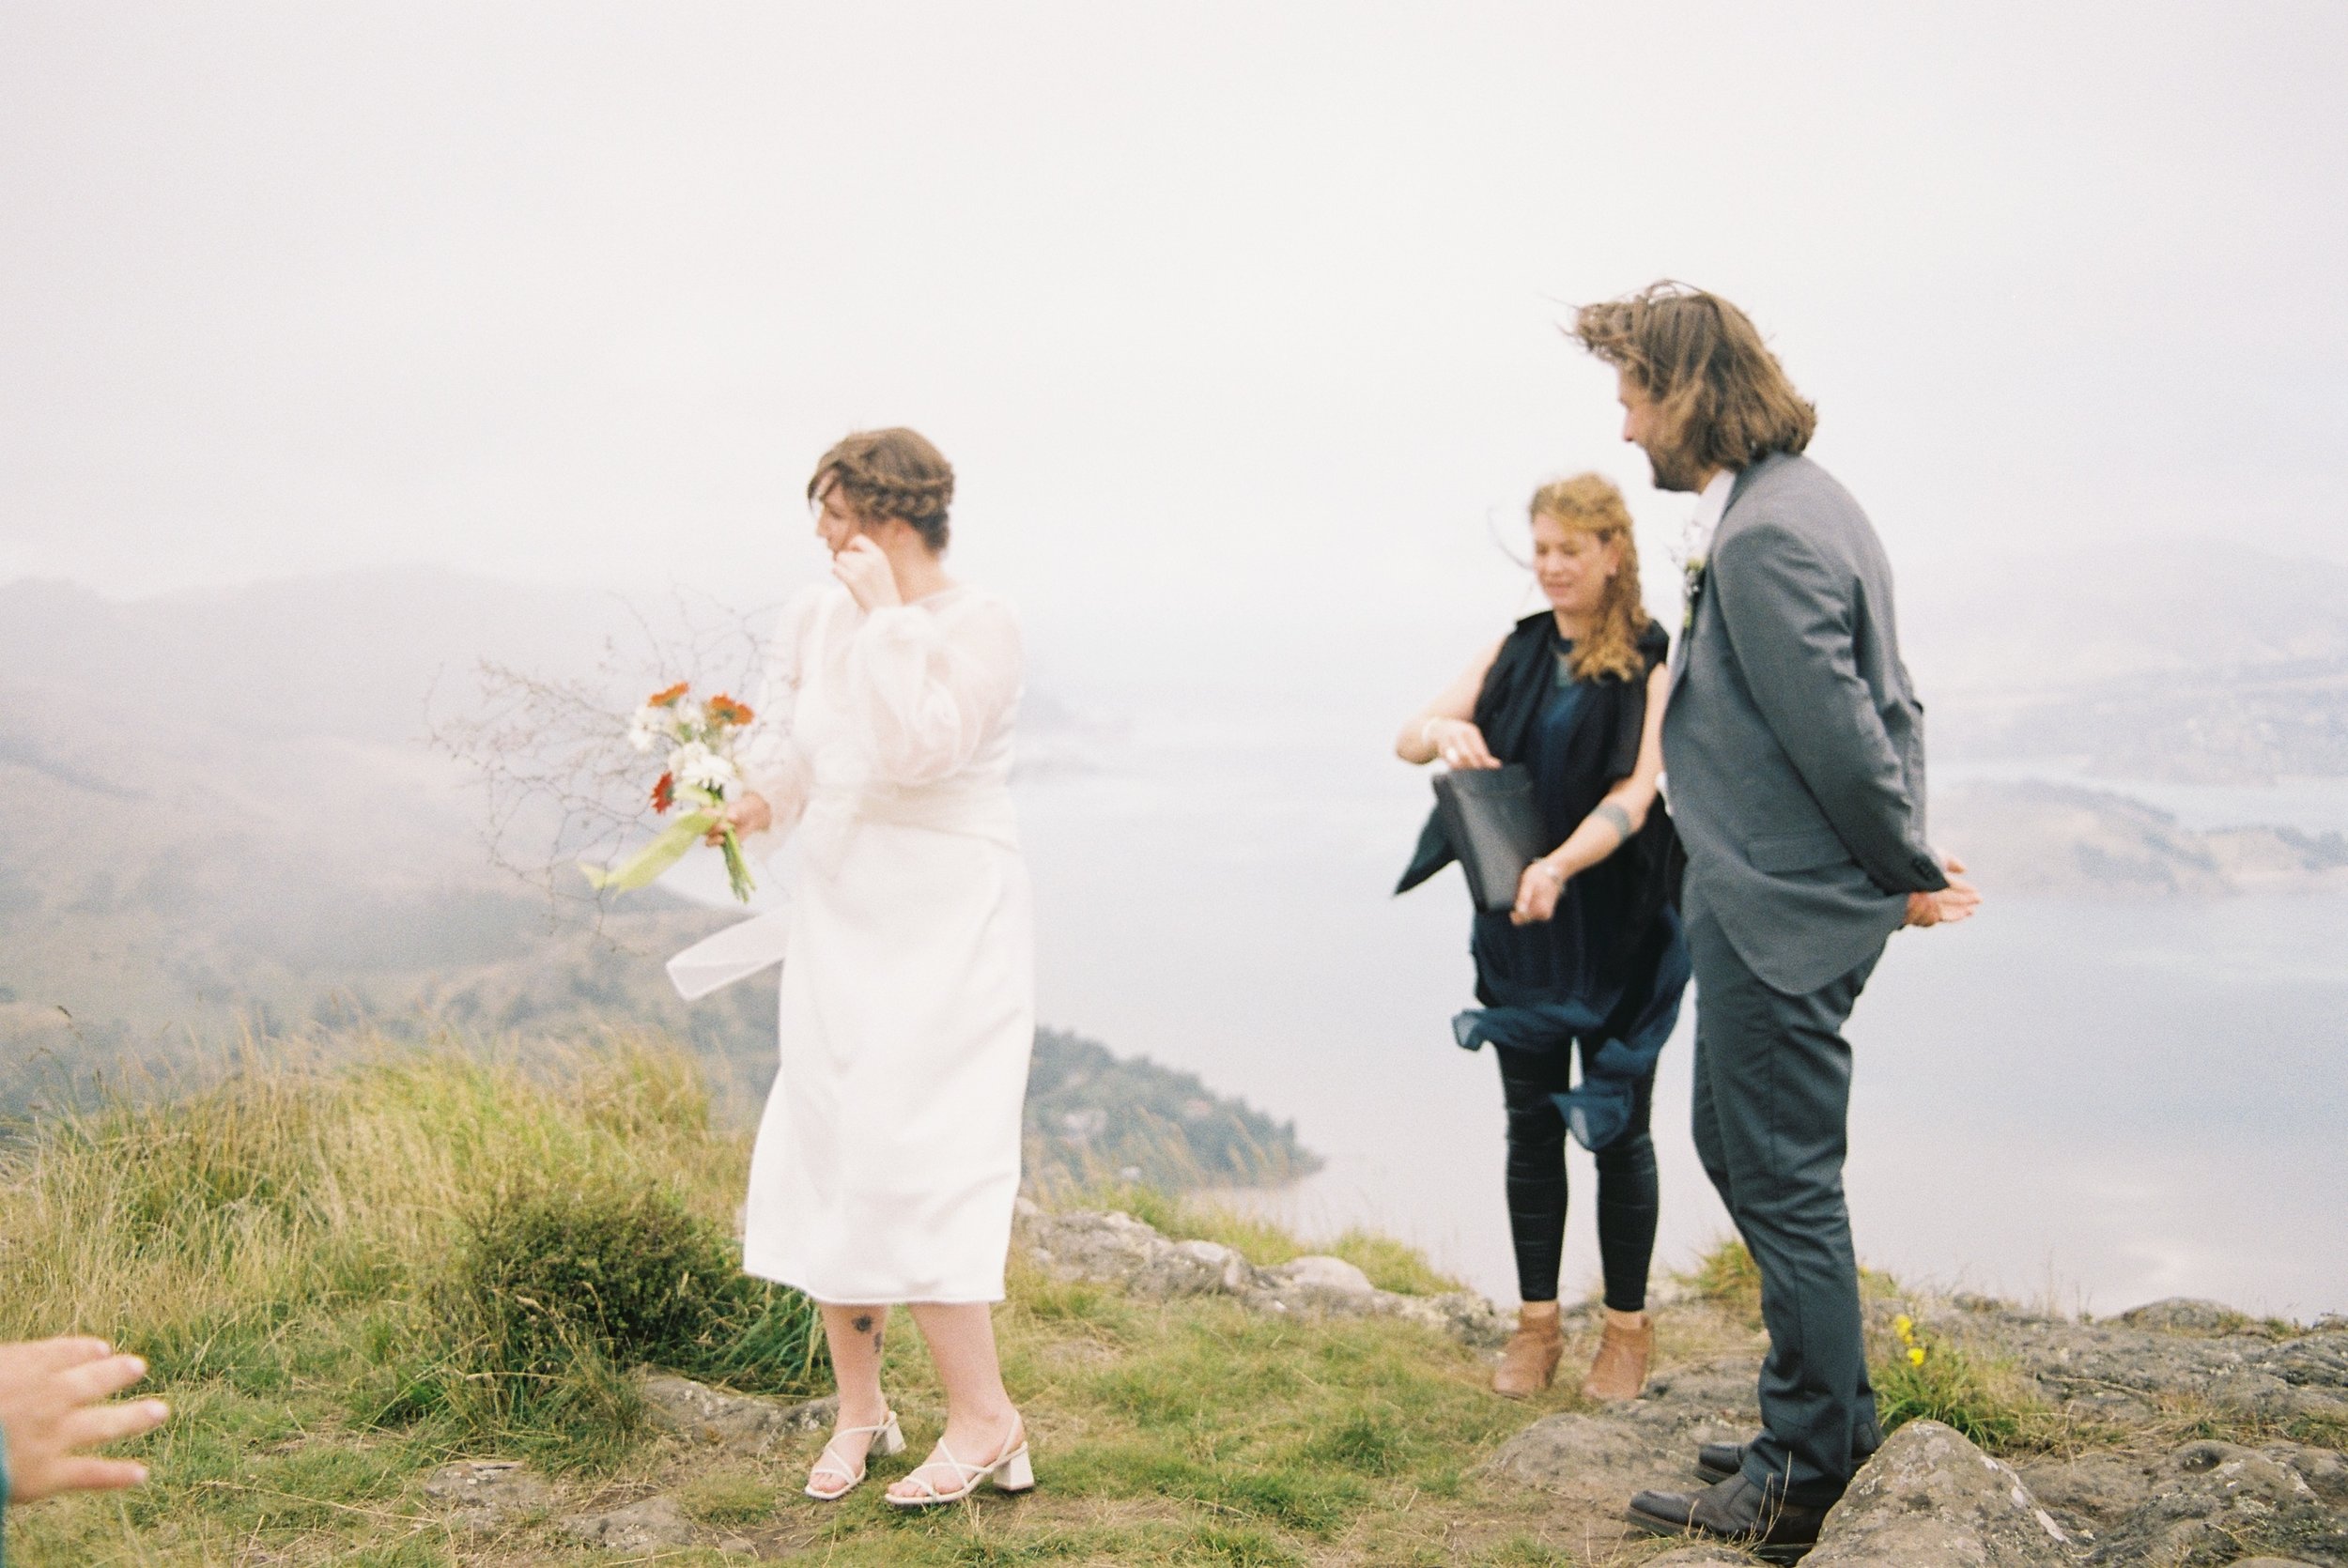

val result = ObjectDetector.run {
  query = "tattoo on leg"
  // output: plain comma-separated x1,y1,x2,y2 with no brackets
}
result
851,1314,873,1334
872,1330,885,1354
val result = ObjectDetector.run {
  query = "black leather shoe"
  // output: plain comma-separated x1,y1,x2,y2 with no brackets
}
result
1627,1473,1831,1565
1695,1438,1877,1485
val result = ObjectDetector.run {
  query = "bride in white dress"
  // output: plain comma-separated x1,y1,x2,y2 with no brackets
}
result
717,428,1036,1508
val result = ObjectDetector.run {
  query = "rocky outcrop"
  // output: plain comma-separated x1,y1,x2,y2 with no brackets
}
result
420,1460,551,1530
637,1372,837,1454
1476,1282,2348,1566
1017,1206,1507,1348
558,1493,756,1556
2078,1442,2348,1567
1807,1421,2071,1567
1884,1293,2348,1427
1480,1357,1759,1502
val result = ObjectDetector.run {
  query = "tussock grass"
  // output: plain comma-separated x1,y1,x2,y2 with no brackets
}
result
0,1030,822,1476
1679,1237,1764,1325
0,1033,1705,1563
1873,1314,2045,1450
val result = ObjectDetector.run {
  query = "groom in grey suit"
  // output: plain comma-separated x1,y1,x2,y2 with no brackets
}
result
1572,284,1979,1561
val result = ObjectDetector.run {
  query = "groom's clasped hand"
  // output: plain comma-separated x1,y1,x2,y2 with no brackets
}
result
1906,853,1980,928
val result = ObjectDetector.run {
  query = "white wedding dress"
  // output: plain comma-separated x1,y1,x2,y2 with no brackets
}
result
729,580,1034,1304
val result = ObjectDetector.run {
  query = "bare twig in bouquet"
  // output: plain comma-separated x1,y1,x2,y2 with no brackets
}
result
425,586,787,937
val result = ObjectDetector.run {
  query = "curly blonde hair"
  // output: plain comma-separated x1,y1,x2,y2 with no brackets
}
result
807,427,956,551
1530,472,1650,684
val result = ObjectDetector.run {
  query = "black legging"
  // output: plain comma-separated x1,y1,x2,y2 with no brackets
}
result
1496,1039,1659,1312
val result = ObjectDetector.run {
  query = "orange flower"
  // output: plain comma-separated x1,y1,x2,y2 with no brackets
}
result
650,771,677,814
647,681,689,707
706,694,755,726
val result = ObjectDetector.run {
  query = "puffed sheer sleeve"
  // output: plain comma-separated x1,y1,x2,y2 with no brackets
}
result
734,588,822,848
846,592,1023,786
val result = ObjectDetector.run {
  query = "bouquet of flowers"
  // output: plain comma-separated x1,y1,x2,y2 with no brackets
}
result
580,682,759,901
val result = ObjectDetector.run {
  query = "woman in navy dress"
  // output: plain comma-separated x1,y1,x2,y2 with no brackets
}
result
1397,473,1691,1401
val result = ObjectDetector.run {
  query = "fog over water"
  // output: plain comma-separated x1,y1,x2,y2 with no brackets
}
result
7,6,2348,1316
1011,717,2348,1321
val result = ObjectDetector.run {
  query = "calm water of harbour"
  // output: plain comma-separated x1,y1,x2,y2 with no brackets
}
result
1012,712,2348,1321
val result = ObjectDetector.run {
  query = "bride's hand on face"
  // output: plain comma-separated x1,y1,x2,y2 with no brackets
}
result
831,535,903,612
707,792,773,845
1426,717,1502,770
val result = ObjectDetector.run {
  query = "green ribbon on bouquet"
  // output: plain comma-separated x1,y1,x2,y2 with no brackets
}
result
581,809,757,902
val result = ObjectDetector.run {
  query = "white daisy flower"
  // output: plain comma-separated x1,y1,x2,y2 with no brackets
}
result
626,706,664,753
677,746,741,797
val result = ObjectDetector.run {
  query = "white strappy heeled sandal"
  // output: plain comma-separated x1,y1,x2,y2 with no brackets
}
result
803,1410,906,1500
883,1415,1034,1508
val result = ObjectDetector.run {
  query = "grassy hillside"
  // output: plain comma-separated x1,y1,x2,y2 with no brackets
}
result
0,1037,1564,1567
8,1037,2339,1566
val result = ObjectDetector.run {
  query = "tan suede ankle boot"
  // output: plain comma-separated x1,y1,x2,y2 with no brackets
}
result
1492,1304,1564,1398
1580,1309,1652,1402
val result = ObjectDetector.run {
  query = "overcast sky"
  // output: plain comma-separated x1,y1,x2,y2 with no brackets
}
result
4,2,2344,684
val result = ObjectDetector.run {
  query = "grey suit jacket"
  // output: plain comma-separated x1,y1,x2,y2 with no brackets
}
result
1661,451,1946,995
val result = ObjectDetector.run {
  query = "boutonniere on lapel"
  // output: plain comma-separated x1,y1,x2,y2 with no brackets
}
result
1673,513,1711,636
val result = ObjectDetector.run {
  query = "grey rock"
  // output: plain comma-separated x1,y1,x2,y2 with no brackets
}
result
561,1493,697,1553
1482,1412,1684,1499
639,1372,837,1454
1266,1254,1376,1299
1808,1420,2071,1567
1019,1207,1506,1346
2267,1443,2348,1508
1482,1355,1761,1499
2261,1329,2348,1397
2229,1559,2326,1567
2086,1439,2348,1567
2118,1299,2257,1335
1383,1289,1511,1351
420,1460,550,1530
2017,1449,2160,1533
1028,1210,1235,1299
1641,1549,1757,1565
1169,1237,1255,1294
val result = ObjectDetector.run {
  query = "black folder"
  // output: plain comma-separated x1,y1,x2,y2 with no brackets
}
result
1432,764,1549,914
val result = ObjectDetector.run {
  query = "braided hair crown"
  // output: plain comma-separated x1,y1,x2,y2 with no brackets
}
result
808,427,956,551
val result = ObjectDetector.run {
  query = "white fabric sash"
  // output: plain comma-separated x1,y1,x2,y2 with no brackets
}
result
663,783,1019,1001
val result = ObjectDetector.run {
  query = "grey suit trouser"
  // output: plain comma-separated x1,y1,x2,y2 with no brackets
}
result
1683,883,1886,1506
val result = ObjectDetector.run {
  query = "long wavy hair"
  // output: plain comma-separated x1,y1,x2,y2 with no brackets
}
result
1530,472,1650,684
807,427,956,551
1569,282,1815,484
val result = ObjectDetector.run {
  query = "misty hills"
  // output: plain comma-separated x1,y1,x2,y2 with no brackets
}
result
1934,779,2348,898
0,566,1301,1182
1901,539,2348,784
4,532,2344,1082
